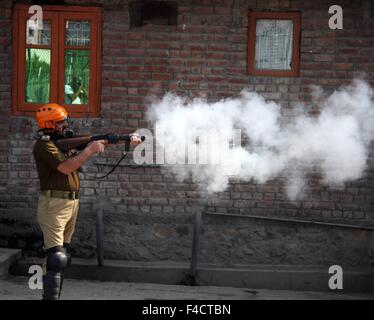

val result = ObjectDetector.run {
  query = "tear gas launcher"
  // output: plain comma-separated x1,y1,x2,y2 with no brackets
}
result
55,133,145,153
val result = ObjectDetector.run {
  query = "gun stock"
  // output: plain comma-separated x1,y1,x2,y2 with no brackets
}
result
54,136,91,153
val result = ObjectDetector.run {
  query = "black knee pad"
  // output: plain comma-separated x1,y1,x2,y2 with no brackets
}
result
46,246,68,272
63,243,72,268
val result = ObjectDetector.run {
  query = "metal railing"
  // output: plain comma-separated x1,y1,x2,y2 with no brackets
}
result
186,210,374,285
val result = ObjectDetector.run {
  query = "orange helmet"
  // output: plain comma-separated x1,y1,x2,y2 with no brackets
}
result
35,103,69,130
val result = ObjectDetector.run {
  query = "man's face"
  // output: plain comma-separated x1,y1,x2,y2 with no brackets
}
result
55,119,68,134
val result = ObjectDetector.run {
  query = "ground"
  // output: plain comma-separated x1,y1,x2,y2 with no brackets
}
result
0,276,373,300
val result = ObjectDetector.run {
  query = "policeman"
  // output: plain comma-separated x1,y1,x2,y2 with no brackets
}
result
33,103,140,299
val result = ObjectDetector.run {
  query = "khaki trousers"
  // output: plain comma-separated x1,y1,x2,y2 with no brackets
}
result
37,194,79,250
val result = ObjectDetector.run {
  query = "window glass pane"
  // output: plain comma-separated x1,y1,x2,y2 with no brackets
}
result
25,48,50,103
65,20,91,46
26,20,51,45
64,50,90,105
255,19,293,70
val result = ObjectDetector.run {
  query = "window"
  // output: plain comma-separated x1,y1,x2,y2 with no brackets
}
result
248,12,301,77
12,4,102,117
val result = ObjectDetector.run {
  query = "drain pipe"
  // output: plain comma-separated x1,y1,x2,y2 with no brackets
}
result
93,196,115,267
96,206,104,267
189,211,202,285
181,211,203,286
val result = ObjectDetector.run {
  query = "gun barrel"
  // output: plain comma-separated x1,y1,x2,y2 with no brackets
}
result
119,135,146,142
91,134,145,143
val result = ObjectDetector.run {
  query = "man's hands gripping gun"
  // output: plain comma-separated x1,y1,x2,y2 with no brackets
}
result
54,133,145,178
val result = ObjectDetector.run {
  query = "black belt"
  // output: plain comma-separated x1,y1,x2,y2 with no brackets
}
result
42,190,79,200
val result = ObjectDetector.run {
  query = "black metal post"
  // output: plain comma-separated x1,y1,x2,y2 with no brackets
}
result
96,207,104,267
189,211,202,285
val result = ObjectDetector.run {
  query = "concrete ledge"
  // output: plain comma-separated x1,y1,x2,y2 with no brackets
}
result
197,265,374,293
0,248,22,279
9,258,374,293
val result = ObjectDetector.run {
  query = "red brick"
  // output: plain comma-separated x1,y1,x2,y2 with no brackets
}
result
333,63,353,70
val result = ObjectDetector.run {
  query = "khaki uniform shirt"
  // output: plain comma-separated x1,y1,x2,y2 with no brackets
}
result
33,139,80,191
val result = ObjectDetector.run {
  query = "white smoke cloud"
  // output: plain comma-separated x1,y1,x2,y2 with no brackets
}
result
147,80,374,200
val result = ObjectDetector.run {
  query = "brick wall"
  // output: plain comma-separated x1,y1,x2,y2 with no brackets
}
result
0,0,373,266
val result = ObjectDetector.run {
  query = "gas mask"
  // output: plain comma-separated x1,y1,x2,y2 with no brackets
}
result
51,117,75,140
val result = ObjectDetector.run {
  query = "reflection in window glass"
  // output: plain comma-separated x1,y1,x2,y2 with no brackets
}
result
64,50,90,105
26,20,51,45
25,48,50,103
65,20,91,46
255,19,293,70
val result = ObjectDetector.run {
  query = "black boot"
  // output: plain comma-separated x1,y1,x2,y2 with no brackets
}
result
43,271,63,300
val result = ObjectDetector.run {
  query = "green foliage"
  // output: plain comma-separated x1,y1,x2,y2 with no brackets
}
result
25,48,50,103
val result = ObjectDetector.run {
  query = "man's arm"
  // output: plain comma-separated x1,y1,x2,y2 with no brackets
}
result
65,83,83,103
57,140,106,175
